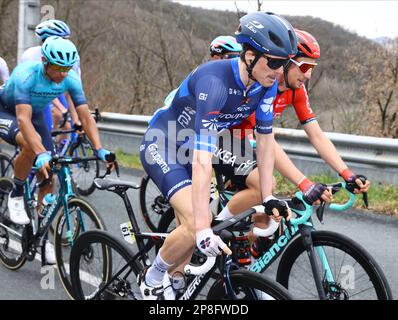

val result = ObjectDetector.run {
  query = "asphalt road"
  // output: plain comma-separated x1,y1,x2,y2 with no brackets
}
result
0,168,396,300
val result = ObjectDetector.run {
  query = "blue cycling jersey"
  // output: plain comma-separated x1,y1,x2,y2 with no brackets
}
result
149,58,276,153
0,61,87,114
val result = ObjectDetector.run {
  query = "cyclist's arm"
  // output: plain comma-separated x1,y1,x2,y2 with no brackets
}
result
75,104,102,150
193,74,228,230
65,92,81,126
52,97,67,114
255,82,278,200
16,104,47,155
192,149,213,230
256,132,275,198
274,141,306,186
303,120,348,173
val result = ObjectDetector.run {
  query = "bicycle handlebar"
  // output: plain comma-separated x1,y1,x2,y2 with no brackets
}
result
252,181,358,236
51,129,77,137
184,257,216,276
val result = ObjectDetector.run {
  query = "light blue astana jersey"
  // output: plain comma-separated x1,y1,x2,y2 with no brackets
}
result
0,61,86,114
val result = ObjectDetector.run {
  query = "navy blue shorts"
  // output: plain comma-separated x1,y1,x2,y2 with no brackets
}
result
140,130,193,202
140,128,256,201
0,104,55,155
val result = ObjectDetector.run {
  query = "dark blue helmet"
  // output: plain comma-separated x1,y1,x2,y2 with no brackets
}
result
235,12,297,58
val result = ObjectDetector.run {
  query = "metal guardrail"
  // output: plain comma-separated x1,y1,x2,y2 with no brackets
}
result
98,112,398,185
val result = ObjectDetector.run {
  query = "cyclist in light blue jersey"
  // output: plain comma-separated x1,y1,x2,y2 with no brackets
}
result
138,12,298,300
21,19,82,131
0,36,113,263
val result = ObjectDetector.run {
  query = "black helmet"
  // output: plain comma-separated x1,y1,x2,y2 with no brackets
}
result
235,12,297,58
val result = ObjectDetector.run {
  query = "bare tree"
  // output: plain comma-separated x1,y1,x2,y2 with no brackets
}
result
350,40,398,137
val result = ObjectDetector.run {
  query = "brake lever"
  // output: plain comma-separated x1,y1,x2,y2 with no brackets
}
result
114,160,120,177
363,192,369,209
316,201,326,224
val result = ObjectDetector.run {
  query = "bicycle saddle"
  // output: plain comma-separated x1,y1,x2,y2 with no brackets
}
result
94,178,139,191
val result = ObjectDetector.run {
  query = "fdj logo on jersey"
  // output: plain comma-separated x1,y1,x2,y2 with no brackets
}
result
259,97,274,114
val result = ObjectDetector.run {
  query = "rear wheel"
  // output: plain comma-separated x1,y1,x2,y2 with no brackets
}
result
139,175,170,232
70,230,143,300
0,153,13,178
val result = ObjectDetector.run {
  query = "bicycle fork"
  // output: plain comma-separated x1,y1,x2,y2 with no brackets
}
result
300,226,327,300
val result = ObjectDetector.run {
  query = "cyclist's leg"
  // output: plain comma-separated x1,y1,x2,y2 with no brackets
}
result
214,135,262,217
32,112,56,203
32,112,57,263
0,109,36,181
0,108,36,224
139,135,196,296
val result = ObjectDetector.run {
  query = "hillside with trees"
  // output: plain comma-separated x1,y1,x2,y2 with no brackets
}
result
0,0,397,137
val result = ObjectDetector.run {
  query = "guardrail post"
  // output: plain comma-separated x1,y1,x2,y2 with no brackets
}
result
17,0,41,64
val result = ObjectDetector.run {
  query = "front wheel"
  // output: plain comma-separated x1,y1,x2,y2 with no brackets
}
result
54,197,106,299
70,230,143,300
69,137,99,196
207,269,292,300
276,230,393,300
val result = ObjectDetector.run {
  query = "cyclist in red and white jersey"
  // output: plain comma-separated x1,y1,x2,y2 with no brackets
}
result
218,29,370,240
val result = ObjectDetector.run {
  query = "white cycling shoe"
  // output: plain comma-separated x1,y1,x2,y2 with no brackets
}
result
137,268,165,300
44,241,56,265
8,195,30,225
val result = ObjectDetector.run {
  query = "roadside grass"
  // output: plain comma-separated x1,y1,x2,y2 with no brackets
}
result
115,149,398,216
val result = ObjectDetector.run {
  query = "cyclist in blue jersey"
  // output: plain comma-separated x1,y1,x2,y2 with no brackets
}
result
0,36,113,263
21,19,81,132
139,12,298,300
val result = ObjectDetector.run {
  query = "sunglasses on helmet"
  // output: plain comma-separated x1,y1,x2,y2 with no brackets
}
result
263,55,289,70
50,63,73,73
289,59,317,73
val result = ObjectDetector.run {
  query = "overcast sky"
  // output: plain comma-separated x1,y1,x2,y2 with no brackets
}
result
173,0,398,39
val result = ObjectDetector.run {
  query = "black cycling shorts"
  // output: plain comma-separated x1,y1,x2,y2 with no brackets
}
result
0,103,55,155
212,130,256,190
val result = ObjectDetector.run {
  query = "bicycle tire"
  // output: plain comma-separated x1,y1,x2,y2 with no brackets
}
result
207,268,292,300
0,152,14,178
54,197,106,299
139,174,170,232
70,229,143,300
276,230,393,300
68,137,99,196
0,177,27,270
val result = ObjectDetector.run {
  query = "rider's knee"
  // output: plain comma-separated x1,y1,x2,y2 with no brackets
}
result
16,134,36,159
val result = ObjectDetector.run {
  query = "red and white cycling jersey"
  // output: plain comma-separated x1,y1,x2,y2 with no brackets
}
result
230,84,316,139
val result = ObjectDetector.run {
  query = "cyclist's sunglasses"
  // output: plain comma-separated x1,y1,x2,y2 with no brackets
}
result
50,64,73,73
290,59,317,73
263,55,289,70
